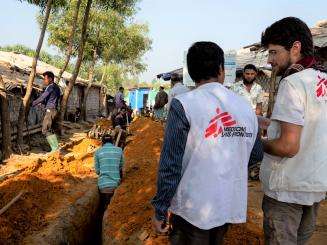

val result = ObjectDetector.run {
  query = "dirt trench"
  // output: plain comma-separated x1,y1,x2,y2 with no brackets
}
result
0,137,102,244
102,118,265,244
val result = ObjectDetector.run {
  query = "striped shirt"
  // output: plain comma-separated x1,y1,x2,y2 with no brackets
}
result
152,98,263,221
94,143,124,190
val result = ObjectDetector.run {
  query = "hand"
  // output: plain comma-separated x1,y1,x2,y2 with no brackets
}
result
257,116,271,130
152,215,170,235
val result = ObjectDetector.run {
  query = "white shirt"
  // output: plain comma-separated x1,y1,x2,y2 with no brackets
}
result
260,71,326,205
230,81,264,110
170,82,257,229
167,82,190,110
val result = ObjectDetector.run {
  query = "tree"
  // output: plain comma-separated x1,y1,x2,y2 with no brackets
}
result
57,0,142,123
46,0,150,121
59,0,92,127
16,0,66,146
0,75,12,159
56,0,82,83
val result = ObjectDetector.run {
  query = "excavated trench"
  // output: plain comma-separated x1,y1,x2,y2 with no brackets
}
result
2,118,325,244
0,137,105,245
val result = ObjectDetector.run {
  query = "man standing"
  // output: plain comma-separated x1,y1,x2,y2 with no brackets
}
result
32,71,61,152
260,17,327,244
153,86,168,120
231,64,264,115
152,42,261,244
94,134,124,213
114,87,125,111
167,73,190,110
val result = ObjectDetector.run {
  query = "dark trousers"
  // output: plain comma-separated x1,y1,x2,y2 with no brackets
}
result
99,189,114,214
170,214,229,245
42,108,58,136
262,195,320,245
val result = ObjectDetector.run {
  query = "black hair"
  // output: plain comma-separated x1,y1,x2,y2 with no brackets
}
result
243,64,258,73
160,86,164,90
187,41,224,83
102,134,114,144
261,17,313,56
170,73,182,82
43,71,55,81
119,87,124,91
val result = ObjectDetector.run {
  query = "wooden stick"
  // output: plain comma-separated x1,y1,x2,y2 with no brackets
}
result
267,69,277,118
115,129,123,147
0,190,26,216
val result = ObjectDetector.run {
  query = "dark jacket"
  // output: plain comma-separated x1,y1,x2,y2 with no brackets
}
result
32,83,61,109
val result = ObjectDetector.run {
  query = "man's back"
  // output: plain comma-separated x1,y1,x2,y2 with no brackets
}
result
94,143,123,189
170,82,257,229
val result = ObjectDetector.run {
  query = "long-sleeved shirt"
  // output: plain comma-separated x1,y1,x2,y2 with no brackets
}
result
152,98,263,221
94,143,124,189
32,83,61,109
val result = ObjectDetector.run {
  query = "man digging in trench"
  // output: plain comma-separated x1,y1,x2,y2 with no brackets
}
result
94,134,124,213
152,42,263,244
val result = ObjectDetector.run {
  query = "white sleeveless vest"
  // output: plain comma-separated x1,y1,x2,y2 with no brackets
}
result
169,82,257,229
260,69,327,192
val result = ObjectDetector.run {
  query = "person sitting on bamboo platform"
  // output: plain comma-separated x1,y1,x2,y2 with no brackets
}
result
32,71,61,152
94,134,124,212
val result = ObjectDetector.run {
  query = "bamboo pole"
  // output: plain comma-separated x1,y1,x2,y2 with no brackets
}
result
115,129,123,147
0,190,26,216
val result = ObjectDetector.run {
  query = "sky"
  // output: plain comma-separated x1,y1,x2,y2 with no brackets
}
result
1,0,327,82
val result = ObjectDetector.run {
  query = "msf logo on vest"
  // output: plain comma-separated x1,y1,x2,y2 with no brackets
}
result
205,107,253,139
316,75,327,100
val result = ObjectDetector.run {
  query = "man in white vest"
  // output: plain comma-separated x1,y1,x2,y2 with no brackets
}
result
260,17,327,244
152,41,262,244
167,73,190,111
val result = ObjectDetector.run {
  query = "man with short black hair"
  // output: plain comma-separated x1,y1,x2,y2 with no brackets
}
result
32,71,61,151
231,64,264,115
167,73,190,110
94,134,124,212
152,41,262,244
260,17,327,244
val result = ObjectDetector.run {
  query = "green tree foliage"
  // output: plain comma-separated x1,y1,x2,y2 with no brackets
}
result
44,0,151,90
18,0,66,10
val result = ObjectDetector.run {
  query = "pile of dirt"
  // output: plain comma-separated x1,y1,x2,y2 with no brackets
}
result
103,118,264,244
0,137,100,244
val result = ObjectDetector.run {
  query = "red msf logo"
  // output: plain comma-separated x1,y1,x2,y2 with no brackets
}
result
316,75,327,98
205,108,236,138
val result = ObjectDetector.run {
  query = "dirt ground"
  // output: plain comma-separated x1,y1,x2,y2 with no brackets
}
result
103,117,327,245
0,129,100,244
